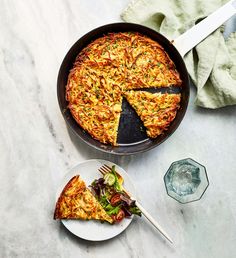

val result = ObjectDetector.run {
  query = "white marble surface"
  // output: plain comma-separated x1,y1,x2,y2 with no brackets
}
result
0,1,236,257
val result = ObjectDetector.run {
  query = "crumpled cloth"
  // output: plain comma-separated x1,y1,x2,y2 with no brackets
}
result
121,0,236,108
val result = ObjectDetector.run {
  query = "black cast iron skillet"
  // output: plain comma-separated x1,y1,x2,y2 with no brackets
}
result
57,23,189,155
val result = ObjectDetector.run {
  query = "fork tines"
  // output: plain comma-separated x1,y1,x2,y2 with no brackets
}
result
98,164,112,175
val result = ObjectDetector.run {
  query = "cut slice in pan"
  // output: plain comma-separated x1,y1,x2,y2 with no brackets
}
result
124,91,181,138
54,175,113,224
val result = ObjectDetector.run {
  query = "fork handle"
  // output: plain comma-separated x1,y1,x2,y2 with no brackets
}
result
134,200,173,244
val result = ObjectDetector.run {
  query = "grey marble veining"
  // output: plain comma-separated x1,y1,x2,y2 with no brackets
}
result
0,1,236,257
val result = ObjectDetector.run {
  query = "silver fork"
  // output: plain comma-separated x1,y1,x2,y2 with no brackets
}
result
99,164,173,244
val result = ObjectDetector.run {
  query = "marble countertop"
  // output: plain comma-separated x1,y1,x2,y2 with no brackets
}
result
1,1,236,257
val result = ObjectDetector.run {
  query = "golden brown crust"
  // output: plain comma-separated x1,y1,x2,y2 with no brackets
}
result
54,175,113,223
54,176,86,219
68,101,122,146
66,32,182,145
124,91,181,138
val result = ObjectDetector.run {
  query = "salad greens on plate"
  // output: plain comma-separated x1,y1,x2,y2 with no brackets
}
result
90,165,141,223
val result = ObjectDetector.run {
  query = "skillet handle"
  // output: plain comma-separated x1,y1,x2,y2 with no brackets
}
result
173,0,236,57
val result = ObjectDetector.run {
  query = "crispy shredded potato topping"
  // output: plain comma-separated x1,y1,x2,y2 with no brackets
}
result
66,32,182,145
54,175,113,223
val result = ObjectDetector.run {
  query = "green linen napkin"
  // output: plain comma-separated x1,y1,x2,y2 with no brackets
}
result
121,0,236,108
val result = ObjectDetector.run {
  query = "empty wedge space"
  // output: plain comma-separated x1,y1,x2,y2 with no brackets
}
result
117,97,148,145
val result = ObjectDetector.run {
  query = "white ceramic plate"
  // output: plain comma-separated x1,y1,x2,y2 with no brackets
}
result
55,159,136,241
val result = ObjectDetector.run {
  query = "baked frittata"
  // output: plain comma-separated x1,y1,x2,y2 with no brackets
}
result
124,91,181,138
54,175,113,224
66,32,182,145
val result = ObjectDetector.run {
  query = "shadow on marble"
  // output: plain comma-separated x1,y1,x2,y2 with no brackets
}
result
65,124,164,175
58,222,116,246
57,218,140,247
194,103,236,117
66,126,133,167
58,215,174,250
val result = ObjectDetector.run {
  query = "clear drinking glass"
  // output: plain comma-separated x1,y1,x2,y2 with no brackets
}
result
164,158,209,203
